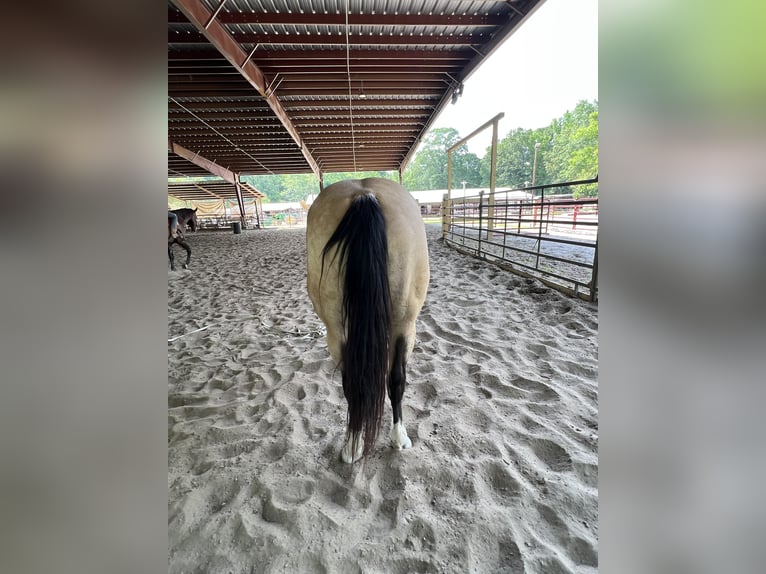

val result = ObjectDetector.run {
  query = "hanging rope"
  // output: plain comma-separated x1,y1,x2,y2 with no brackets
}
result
169,97,273,175
344,0,358,172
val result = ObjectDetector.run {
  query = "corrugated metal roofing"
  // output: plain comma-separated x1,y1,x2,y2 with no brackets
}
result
168,179,267,201
168,0,545,177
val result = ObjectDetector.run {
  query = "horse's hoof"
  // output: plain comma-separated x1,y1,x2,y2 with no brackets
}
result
182,264,188,269
341,435,364,464
390,422,412,450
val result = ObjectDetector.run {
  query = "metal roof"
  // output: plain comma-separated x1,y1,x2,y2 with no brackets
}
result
168,179,266,202
168,0,545,178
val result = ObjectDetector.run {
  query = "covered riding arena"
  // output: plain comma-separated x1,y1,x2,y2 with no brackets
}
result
168,2,598,573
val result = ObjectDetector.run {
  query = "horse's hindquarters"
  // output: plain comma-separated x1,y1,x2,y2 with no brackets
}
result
306,178,429,462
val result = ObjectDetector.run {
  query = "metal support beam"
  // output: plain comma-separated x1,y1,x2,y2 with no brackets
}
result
192,182,224,200
234,177,247,228
168,139,237,184
204,0,227,29
487,117,499,237
254,197,262,229
170,0,321,177
447,113,505,153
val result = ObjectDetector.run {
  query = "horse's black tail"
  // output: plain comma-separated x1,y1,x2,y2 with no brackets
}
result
322,193,391,459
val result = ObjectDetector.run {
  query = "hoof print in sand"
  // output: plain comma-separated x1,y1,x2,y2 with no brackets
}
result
529,438,573,472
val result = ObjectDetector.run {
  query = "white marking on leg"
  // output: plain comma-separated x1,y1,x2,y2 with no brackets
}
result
341,434,364,464
390,421,412,450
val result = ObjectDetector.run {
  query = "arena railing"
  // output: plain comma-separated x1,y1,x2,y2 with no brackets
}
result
441,177,598,301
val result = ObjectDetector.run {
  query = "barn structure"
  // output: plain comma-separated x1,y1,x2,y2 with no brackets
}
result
167,6,600,572
168,0,547,220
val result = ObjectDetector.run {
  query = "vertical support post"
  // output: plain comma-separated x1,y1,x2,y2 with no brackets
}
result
442,194,450,239
589,233,599,302
318,172,324,194
234,176,247,229
535,186,545,269
502,194,509,261
447,151,453,202
398,169,403,185
477,190,484,256
487,118,498,239
254,197,262,228
545,198,551,234
461,196,466,245
572,205,580,229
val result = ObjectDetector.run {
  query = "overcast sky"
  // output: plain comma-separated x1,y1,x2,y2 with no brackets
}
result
429,0,598,155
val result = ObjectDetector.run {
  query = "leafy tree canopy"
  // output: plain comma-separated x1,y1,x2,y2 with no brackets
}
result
241,171,398,202
403,128,482,191
405,100,598,197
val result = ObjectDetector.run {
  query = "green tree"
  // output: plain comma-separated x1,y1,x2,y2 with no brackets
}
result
242,171,399,202
403,128,481,190
242,174,286,201
565,108,598,197
543,100,599,197
324,171,398,187
479,126,554,191
476,100,599,197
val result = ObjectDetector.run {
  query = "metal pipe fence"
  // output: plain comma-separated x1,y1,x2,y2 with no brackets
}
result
194,209,307,230
441,177,598,301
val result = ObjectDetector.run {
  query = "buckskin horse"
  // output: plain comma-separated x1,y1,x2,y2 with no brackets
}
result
306,178,430,463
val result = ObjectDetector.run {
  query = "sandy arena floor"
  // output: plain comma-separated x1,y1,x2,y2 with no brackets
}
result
168,224,598,574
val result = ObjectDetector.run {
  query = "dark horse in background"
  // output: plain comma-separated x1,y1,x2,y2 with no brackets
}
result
170,208,199,233
307,178,430,463
168,211,191,271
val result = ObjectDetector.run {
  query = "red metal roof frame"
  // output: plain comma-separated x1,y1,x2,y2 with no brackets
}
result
168,0,546,179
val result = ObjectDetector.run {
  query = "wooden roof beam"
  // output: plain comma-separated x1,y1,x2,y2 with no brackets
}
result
170,0,321,177
168,139,237,184
191,182,225,200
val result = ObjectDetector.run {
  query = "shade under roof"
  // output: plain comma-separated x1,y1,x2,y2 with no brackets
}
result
168,179,266,202
168,0,546,177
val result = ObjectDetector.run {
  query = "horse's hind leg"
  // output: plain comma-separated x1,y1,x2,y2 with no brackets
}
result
168,244,175,271
180,239,191,269
388,335,412,450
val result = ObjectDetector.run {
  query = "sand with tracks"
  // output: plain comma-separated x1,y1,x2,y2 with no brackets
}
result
168,224,598,574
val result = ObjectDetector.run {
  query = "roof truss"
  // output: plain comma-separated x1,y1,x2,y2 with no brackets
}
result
167,0,546,179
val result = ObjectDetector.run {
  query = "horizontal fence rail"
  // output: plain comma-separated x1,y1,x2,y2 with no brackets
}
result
442,178,598,301
195,214,258,230
191,210,307,230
